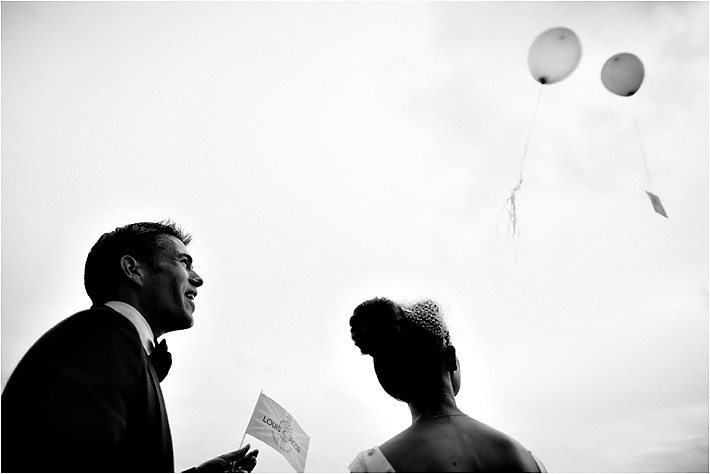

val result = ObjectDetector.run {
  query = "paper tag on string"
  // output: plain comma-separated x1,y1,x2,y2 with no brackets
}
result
645,191,668,218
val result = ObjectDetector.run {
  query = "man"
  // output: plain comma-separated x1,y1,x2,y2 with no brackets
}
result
2,221,258,472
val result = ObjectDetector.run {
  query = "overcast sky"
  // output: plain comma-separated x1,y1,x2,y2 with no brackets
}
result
2,2,708,472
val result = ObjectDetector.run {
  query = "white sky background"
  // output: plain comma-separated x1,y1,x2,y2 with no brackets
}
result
1,1,708,472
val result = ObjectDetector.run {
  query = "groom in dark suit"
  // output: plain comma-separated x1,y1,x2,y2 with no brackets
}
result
2,221,258,472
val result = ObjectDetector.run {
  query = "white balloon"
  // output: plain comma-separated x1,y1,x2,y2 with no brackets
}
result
601,53,645,97
528,27,582,85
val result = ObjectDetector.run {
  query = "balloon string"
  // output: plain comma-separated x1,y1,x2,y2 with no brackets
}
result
503,83,544,237
503,175,523,236
634,117,653,187
519,83,544,176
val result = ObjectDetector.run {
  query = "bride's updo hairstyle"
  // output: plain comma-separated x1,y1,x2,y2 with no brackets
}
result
350,297,452,403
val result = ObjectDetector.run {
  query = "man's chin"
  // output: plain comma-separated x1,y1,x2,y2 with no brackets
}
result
180,313,195,330
164,314,194,333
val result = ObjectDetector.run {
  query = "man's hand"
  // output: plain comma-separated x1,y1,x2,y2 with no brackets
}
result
190,444,259,472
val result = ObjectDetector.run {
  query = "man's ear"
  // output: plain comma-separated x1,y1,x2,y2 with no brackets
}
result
119,255,145,287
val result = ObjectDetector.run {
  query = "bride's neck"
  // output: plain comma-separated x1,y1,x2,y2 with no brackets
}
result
408,389,461,424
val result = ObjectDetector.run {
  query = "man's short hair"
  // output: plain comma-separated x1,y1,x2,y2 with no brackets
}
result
84,221,192,305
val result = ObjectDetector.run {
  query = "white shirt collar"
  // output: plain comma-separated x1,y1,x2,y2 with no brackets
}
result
104,301,155,355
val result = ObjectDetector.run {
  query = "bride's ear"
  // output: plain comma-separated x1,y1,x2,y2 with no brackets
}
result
444,346,461,395
443,346,458,370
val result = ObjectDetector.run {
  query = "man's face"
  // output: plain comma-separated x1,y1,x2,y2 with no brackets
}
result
140,235,204,335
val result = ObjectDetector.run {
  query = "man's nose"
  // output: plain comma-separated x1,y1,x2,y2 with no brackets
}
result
189,270,204,287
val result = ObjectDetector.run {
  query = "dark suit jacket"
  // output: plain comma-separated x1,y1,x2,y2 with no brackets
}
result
2,306,174,472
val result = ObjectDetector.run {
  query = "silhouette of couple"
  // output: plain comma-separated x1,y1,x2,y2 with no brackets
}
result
2,221,545,473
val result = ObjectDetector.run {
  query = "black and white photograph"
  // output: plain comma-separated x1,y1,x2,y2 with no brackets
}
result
2,2,708,472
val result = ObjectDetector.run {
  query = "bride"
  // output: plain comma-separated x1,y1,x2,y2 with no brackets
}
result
348,297,546,473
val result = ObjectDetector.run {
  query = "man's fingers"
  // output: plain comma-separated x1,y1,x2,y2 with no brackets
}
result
236,449,259,472
221,444,251,462
233,448,258,462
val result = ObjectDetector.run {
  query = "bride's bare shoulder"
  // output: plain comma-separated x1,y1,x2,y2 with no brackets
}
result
462,417,540,471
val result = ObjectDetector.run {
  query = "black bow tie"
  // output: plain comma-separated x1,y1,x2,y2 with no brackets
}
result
149,339,172,382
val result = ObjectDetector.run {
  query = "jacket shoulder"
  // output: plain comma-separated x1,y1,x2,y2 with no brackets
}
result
44,306,142,347
5,306,146,388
